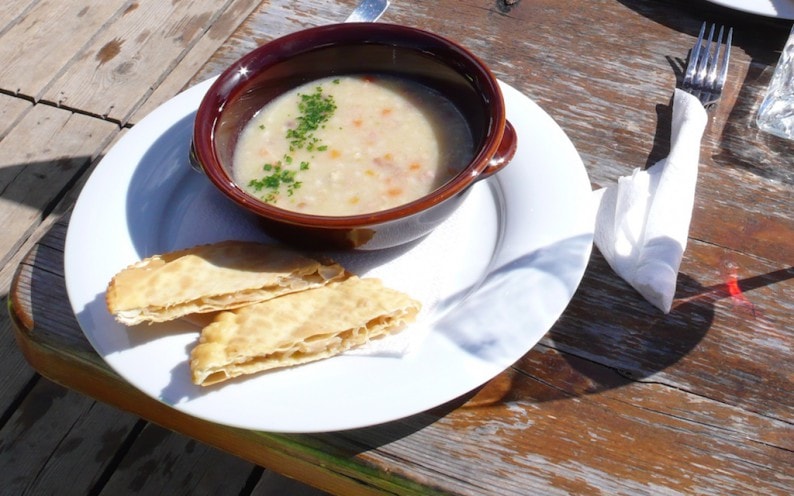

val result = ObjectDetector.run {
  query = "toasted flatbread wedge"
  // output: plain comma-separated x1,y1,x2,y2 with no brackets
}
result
106,241,346,325
190,277,421,386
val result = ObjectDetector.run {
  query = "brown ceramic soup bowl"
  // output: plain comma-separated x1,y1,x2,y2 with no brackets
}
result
192,22,516,250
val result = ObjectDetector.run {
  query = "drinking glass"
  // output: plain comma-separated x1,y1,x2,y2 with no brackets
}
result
757,24,794,140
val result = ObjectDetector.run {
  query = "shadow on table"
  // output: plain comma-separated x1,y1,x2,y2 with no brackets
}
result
434,253,717,408
537,251,716,390
325,254,791,453
532,253,792,395
321,247,707,448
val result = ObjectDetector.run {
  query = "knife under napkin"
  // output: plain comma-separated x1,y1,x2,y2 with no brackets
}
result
593,89,708,313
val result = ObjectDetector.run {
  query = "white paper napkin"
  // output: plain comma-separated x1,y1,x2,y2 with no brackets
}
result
592,89,707,313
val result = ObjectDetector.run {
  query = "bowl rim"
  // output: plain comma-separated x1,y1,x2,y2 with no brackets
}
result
193,22,508,228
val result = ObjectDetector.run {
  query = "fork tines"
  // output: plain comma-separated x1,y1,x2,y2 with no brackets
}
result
682,22,733,108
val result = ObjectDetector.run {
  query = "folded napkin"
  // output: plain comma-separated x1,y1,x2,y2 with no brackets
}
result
592,89,707,313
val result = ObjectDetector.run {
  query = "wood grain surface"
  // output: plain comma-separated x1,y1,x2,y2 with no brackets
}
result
2,0,792,495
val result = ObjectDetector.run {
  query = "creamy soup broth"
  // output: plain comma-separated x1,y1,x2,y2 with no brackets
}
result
232,75,474,216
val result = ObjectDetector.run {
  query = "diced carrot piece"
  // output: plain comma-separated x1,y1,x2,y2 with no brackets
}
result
330,149,342,158
353,118,363,127
381,107,393,116
387,187,403,197
409,162,422,171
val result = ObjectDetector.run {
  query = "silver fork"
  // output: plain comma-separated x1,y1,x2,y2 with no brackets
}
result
681,22,733,109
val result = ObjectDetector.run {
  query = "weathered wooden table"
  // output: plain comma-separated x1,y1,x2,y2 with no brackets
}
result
4,0,793,494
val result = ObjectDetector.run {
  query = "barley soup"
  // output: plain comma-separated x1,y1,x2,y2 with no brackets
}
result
232,75,474,216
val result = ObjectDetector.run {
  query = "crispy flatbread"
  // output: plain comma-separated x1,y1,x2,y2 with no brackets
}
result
106,241,346,325
190,276,421,386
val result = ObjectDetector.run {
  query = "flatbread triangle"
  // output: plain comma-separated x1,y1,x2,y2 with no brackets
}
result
190,276,421,386
106,240,345,325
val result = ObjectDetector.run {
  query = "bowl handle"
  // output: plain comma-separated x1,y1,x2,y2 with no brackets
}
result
479,120,517,180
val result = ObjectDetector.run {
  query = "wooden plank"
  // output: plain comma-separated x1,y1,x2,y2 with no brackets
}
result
40,0,247,124
0,301,37,424
550,240,794,420
0,0,125,97
0,104,117,269
0,97,50,436
8,221,95,352
0,93,31,138
138,0,367,121
0,0,41,36
0,124,122,426
0,126,125,295
0,128,124,417
693,167,794,264
252,471,332,496
128,0,261,124
0,378,139,495
97,423,256,496
190,0,360,85
321,350,793,496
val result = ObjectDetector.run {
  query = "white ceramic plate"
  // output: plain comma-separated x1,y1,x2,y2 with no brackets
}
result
64,78,594,433
706,0,794,19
